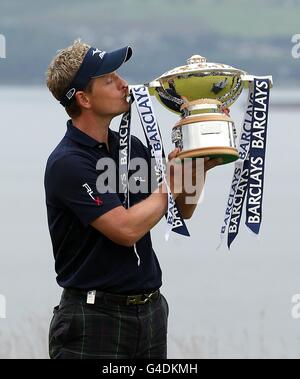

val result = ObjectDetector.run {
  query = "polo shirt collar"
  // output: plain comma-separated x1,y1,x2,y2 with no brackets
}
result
65,120,118,149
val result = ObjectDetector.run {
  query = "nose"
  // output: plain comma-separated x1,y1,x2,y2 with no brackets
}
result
117,74,128,91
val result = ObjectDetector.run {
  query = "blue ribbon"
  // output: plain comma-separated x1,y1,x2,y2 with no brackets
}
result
245,78,271,235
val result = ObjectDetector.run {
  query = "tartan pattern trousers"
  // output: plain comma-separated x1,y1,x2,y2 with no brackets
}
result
49,289,169,359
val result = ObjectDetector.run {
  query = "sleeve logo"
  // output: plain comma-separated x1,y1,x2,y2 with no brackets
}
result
82,183,103,206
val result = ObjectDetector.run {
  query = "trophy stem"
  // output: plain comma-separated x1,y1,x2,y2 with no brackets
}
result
172,100,239,165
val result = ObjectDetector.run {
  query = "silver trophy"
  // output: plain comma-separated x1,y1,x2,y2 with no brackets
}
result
147,54,251,165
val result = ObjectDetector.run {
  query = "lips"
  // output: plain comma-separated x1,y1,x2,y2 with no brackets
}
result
125,94,132,103
123,91,132,103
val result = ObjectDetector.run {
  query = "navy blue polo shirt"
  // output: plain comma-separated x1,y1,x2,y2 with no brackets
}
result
44,120,162,294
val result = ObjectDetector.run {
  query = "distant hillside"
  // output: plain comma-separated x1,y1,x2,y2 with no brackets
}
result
0,0,299,86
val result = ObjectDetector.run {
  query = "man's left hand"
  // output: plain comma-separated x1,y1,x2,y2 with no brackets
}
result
204,157,223,172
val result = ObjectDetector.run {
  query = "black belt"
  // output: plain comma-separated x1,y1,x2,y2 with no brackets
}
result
63,288,160,306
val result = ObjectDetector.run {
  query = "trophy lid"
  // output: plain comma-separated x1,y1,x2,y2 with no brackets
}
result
160,54,246,79
149,54,247,113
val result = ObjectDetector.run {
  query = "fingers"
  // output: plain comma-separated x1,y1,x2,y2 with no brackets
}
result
168,147,181,161
167,152,223,170
204,157,223,171
222,107,230,115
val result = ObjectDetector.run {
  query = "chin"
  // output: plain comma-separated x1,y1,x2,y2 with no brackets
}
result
120,102,130,113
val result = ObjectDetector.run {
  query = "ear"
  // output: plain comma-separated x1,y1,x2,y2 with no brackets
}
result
75,91,91,110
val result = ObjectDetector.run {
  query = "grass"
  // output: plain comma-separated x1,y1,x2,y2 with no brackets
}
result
1,310,300,359
0,315,49,359
1,0,299,38
1,0,299,85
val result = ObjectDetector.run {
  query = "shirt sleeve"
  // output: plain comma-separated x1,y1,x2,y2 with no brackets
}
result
49,153,122,227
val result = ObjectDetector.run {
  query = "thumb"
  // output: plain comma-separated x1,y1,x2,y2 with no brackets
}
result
168,148,181,161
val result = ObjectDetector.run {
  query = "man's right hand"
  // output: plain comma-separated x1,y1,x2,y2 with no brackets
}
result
166,150,223,199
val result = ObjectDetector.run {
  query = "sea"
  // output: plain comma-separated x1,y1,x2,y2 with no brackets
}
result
0,85,299,358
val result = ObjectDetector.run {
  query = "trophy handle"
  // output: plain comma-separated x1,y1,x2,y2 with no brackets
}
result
241,75,273,88
145,80,161,96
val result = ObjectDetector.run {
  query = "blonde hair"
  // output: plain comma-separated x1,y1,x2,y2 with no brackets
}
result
46,39,91,118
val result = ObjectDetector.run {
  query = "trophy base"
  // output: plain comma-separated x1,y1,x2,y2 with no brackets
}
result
177,147,239,165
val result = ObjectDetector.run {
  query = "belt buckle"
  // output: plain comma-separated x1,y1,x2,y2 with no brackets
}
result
126,292,155,305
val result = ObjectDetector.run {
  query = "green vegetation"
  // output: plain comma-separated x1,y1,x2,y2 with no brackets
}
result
0,0,299,86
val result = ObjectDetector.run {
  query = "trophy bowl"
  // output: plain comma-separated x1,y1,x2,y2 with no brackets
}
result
147,55,248,165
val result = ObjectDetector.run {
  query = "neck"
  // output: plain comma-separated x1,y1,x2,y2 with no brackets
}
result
72,113,113,146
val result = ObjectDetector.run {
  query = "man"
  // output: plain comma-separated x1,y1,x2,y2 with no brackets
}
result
45,40,221,359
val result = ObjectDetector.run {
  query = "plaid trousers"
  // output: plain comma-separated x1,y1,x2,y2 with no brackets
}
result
49,289,169,359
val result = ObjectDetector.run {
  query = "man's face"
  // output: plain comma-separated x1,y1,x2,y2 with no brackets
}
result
86,72,129,118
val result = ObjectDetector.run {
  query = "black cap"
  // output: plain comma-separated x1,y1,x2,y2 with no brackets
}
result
60,46,132,107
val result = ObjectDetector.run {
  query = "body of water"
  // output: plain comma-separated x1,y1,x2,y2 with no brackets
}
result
0,86,300,358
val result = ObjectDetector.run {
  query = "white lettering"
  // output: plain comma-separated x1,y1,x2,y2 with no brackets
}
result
291,34,300,59
102,363,136,376
247,215,260,223
0,34,6,58
228,165,249,234
0,294,6,319
291,294,300,319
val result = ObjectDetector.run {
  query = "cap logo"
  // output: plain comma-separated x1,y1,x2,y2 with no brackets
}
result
92,48,106,59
